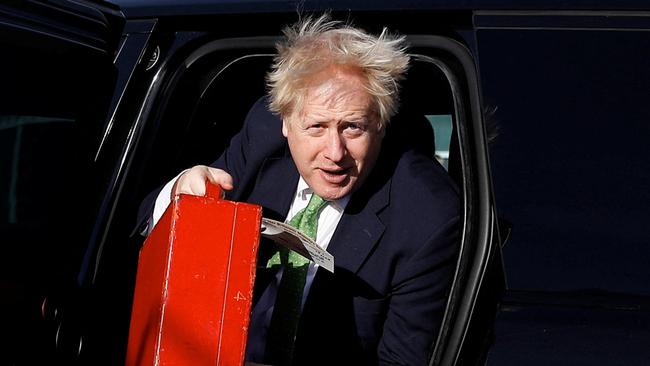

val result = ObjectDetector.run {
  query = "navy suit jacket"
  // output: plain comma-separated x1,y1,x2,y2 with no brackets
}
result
138,97,460,365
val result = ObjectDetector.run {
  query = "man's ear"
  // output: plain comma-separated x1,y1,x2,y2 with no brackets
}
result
378,124,386,139
376,116,386,139
282,118,289,137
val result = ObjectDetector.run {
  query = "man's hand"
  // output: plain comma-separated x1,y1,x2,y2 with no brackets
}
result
171,165,234,198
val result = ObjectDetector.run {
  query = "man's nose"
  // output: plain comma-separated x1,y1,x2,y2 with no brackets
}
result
323,130,346,162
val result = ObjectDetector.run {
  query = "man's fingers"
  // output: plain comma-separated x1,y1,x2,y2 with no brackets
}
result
172,165,234,198
173,170,205,196
206,167,234,190
187,174,207,196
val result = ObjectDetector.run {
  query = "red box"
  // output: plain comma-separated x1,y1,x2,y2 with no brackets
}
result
126,188,262,366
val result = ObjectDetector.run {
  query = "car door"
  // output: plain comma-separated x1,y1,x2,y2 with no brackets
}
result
477,9,650,366
0,1,125,364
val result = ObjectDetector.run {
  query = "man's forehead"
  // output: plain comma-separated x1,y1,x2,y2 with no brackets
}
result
306,82,369,108
300,79,376,117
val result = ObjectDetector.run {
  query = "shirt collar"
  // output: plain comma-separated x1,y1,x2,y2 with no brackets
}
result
296,176,350,212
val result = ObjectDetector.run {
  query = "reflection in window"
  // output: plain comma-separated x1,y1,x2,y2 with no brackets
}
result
0,115,75,224
426,114,453,169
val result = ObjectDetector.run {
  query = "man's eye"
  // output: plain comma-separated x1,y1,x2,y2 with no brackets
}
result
304,123,325,135
304,123,323,132
343,122,366,134
307,123,324,129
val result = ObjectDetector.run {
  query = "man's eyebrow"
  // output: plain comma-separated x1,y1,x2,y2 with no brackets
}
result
342,117,370,124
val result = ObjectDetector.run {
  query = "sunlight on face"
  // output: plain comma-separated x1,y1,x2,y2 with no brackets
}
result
283,66,385,200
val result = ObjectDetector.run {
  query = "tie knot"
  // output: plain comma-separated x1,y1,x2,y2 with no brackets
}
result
305,193,327,214
288,193,328,241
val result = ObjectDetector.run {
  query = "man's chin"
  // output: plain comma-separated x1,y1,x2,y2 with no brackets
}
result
314,183,353,201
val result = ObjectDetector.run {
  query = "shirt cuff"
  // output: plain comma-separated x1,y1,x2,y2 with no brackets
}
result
147,169,188,236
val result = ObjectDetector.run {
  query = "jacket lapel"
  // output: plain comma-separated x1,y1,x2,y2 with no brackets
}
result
247,155,299,305
326,171,391,274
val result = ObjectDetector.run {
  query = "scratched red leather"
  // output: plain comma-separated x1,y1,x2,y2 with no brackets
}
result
126,187,261,366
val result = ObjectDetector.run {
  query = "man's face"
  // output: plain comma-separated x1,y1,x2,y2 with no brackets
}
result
283,66,385,201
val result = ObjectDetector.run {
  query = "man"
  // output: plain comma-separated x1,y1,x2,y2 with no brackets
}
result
140,15,460,366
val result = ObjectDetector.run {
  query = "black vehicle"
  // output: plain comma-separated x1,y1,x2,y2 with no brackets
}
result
1,1,648,365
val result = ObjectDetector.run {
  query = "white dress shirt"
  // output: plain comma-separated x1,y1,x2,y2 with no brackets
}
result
148,175,349,363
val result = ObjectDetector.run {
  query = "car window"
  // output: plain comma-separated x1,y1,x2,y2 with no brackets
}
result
427,114,454,169
1,42,114,254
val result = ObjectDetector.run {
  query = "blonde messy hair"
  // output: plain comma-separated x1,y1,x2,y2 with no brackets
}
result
267,14,410,129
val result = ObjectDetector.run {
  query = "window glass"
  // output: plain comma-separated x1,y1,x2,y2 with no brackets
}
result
0,38,116,362
426,114,454,169
481,29,650,295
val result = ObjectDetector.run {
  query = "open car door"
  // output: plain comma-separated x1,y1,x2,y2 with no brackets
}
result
0,1,124,364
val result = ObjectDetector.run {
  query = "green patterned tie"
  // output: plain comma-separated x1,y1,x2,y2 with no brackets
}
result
264,193,328,365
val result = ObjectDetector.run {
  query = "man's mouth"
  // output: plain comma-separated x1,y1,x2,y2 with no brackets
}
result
319,167,349,184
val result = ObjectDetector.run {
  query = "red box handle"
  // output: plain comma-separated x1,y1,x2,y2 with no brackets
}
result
206,181,224,200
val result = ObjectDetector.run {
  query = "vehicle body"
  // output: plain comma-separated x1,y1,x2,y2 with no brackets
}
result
0,0,648,365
